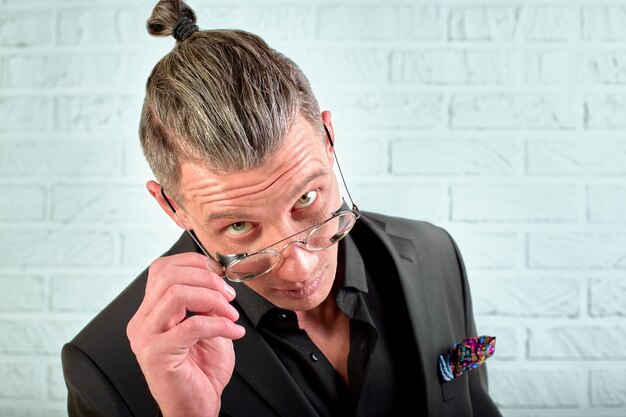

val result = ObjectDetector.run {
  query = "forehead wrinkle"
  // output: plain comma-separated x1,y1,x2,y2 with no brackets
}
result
203,167,330,223
186,150,307,208
179,117,328,219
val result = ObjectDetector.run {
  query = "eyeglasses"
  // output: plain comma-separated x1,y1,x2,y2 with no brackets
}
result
161,125,360,282
215,197,359,282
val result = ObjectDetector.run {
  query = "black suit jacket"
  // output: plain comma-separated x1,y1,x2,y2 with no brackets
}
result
62,212,502,417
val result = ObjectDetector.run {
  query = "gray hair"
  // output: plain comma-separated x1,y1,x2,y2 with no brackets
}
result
140,0,323,202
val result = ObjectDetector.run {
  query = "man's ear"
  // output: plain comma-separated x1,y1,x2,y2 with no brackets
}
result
146,180,190,230
321,110,335,164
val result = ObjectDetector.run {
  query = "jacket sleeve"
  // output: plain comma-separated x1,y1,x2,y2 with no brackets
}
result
62,342,135,417
445,230,503,417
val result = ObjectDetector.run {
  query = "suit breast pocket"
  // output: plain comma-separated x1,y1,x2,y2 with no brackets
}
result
441,372,468,402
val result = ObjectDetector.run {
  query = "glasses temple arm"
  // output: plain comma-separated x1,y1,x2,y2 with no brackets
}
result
323,124,359,214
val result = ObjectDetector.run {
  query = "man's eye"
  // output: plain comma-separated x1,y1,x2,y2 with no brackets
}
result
226,221,252,236
294,191,317,209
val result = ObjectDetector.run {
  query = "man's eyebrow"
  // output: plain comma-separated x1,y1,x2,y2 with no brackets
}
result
205,169,329,223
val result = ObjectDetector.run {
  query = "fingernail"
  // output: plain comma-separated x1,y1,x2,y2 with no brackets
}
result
224,283,236,298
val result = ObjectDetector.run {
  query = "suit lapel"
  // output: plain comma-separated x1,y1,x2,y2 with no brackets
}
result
357,216,440,416
232,316,318,417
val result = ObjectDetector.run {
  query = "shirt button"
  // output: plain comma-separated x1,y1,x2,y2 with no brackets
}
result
277,312,287,320
310,352,319,362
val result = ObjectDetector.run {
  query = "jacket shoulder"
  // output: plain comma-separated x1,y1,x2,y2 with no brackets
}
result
359,211,453,244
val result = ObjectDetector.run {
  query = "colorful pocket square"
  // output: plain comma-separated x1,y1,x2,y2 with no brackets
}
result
438,335,496,382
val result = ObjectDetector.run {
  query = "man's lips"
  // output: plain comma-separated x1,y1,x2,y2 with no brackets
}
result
276,270,324,300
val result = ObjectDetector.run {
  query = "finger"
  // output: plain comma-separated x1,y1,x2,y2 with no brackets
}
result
145,265,232,307
167,251,225,276
159,314,246,350
142,254,235,310
143,285,240,333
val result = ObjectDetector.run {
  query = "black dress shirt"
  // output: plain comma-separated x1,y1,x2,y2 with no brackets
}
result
232,234,425,416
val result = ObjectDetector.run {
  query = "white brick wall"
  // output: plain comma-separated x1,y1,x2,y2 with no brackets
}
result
1,1,625,416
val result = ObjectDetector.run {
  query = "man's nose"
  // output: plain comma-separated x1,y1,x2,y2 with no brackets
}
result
272,241,317,281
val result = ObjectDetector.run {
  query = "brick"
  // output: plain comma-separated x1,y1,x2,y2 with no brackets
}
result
586,51,626,84
472,324,520,360
0,139,119,177
445,231,517,270
287,49,388,85
450,6,578,42
0,186,46,221
528,232,626,269
350,183,443,221
527,138,626,175
0,12,54,47
118,5,158,46
488,367,583,407
54,95,142,131
591,369,626,406
451,184,578,222
588,185,626,223
523,50,581,85
333,139,385,176
519,6,579,41
391,138,521,176
51,185,162,224
0,98,50,132
585,95,626,129
0,230,115,267
397,5,441,41
318,6,397,40
334,93,443,129
0,321,85,355
194,5,315,41
529,326,626,359
583,6,626,41
47,363,66,401
0,362,44,399
121,228,183,267
0,408,67,417
450,94,577,130
0,276,44,311
589,278,626,317
472,277,580,317
449,6,519,41
4,53,122,88
390,50,514,84
57,9,122,45
49,275,130,312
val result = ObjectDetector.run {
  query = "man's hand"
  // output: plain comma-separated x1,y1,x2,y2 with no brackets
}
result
127,252,245,417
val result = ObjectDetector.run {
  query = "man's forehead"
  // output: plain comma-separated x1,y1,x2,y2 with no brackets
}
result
178,126,329,208
201,168,330,223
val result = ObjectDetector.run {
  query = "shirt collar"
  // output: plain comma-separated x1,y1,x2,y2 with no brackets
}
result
232,234,369,327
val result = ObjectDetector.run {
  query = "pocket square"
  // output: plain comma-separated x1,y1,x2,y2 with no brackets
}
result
438,335,496,382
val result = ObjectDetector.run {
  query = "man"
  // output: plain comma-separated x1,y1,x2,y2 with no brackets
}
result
61,1,502,416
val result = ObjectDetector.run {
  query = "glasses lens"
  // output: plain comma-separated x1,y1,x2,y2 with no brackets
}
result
307,213,356,250
226,251,281,282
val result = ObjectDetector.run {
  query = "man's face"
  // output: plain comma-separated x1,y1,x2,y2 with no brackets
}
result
176,116,340,312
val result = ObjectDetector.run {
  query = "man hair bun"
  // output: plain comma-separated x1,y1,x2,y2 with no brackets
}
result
146,0,198,41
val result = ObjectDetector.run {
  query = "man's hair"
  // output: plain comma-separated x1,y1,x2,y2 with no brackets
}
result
140,0,323,202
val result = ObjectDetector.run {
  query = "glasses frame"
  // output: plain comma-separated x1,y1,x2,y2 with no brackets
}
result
218,198,359,282
161,124,360,282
